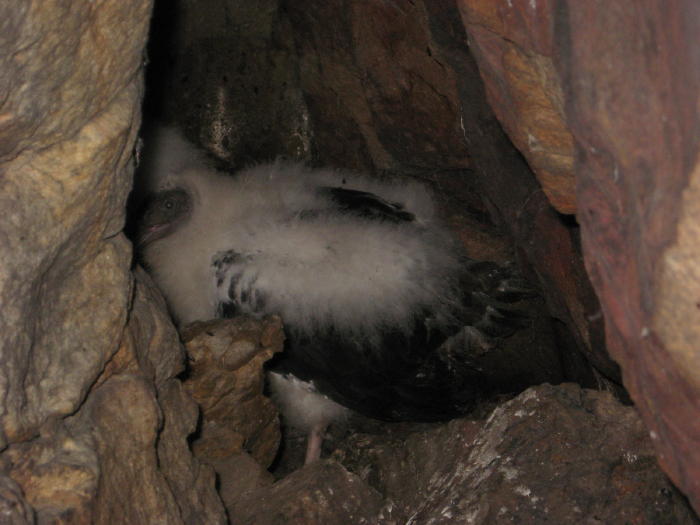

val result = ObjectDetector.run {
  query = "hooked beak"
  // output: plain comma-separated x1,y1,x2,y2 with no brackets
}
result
137,223,171,248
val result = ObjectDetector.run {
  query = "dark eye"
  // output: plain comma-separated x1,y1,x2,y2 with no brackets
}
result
164,199,174,209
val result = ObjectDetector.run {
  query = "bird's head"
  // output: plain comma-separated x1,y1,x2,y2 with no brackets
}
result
137,187,193,247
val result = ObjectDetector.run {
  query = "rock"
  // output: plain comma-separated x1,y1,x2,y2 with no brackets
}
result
332,418,481,523
156,378,227,524
458,0,576,215
213,452,275,518
234,461,384,525
145,0,310,167
446,2,700,512
0,269,227,523
0,475,34,525
82,375,185,524
82,270,227,524
1,421,98,524
574,1,700,512
181,316,284,468
488,0,700,513
0,1,224,522
335,384,698,524
285,1,471,174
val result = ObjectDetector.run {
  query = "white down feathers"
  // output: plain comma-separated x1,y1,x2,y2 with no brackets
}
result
139,128,465,346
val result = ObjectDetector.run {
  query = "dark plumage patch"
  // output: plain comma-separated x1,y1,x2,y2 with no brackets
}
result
267,304,496,421
315,186,416,223
263,253,539,422
213,249,266,317
213,250,244,287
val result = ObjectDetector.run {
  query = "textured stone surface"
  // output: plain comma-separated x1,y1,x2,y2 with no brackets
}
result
226,384,697,524
145,0,310,167
234,461,385,525
335,384,698,524
286,0,471,173
182,316,284,468
0,476,34,524
149,0,471,173
2,422,99,524
563,2,700,513
0,0,143,447
1,250,227,525
458,0,576,214
457,0,700,513
0,2,226,522
214,452,275,519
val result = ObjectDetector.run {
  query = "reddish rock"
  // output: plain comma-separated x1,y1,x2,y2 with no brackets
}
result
459,0,700,512
458,0,577,215
286,0,471,173
554,0,700,513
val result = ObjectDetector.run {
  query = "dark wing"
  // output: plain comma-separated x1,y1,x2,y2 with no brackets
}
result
269,259,542,422
311,186,416,223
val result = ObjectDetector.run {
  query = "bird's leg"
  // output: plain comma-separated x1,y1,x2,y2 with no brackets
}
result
304,421,328,464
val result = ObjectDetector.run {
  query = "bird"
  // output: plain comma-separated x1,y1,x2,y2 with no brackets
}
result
135,126,536,464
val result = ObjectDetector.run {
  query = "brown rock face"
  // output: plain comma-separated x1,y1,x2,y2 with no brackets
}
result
0,2,225,523
145,0,311,167
335,384,698,524
458,0,577,215
460,0,700,513
0,3,141,449
0,476,34,524
219,384,697,524
181,316,284,468
234,461,385,525
286,1,471,173
562,2,700,513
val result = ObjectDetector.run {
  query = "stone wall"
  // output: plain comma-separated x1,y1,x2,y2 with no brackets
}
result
460,0,700,512
0,2,226,522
